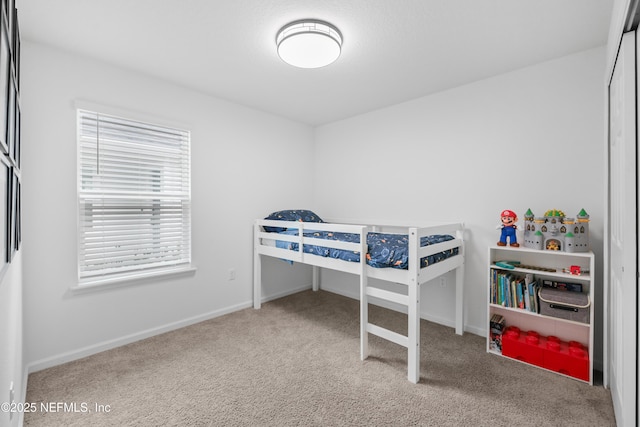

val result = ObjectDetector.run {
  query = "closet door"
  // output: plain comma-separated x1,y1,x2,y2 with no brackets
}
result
607,30,637,427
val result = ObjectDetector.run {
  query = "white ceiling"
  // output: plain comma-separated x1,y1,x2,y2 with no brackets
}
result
16,0,613,126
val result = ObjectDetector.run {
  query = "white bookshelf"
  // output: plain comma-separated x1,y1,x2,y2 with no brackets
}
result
487,245,595,384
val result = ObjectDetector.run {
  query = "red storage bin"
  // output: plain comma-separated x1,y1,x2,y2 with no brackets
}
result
501,327,545,368
543,337,589,381
501,328,589,381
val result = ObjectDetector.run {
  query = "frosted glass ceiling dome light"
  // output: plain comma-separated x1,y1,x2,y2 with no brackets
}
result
276,20,342,68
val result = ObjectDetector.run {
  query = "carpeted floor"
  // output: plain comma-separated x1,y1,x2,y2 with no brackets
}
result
24,290,616,426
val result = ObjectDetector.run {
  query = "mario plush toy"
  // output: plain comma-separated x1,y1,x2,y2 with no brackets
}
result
497,209,519,247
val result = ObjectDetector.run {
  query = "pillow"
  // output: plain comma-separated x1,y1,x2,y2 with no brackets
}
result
263,210,324,232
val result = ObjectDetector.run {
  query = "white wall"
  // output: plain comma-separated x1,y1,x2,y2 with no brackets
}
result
0,252,23,427
21,41,316,370
20,41,607,374
314,48,606,364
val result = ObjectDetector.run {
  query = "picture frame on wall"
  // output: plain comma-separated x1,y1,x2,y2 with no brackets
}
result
1,0,7,27
0,0,17,277
6,165,15,262
6,72,14,163
14,170,18,251
13,90,18,168
0,156,9,268
11,6,17,89
0,17,10,155
3,0,14,38
11,168,17,254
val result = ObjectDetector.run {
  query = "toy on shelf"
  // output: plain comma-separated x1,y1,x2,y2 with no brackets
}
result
495,261,556,272
566,265,581,275
497,209,519,247
561,266,590,275
522,208,590,252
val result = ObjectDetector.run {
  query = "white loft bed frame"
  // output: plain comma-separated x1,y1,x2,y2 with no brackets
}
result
253,219,465,384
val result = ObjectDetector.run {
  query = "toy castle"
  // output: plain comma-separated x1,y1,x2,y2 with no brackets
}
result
522,208,590,252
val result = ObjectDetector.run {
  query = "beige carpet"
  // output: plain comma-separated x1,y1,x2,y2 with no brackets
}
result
24,290,616,426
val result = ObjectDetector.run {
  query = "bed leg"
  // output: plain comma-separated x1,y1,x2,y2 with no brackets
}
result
254,224,262,309
455,265,464,335
360,228,369,362
253,255,262,309
360,271,369,361
312,266,319,291
405,230,420,383
407,280,420,384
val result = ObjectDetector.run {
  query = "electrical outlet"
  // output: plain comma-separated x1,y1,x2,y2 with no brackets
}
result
228,269,236,281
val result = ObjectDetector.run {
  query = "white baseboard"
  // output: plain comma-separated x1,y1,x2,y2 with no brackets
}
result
18,367,29,427
27,282,313,374
27,281,316,374
259,283,312,305
463,324,484,337
27,300,253,374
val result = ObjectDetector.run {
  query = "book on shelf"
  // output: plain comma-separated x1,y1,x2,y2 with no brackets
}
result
541,280,582,293
490,269,539,313
524,273,540,314
489,313,505,352
516,280,524,309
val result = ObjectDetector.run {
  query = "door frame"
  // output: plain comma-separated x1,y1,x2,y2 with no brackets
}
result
605,25,639,427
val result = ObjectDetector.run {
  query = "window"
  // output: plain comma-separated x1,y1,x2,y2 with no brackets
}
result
77,109,191,285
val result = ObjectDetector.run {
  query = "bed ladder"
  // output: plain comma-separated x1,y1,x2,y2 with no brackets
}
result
360,229,422,384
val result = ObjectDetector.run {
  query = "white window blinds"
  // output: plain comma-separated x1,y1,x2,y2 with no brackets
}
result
77,109,191,283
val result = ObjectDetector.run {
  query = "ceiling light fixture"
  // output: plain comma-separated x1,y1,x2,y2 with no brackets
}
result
276,19,342,69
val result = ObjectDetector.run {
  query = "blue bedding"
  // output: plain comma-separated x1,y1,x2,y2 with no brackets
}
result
274,230,459,269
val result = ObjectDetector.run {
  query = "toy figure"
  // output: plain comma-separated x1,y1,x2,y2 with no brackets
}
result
497,209,519,247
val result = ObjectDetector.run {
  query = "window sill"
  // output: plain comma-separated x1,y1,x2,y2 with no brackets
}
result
71,264,197,293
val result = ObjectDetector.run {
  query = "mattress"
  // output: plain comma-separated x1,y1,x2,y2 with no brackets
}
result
273,229,459,269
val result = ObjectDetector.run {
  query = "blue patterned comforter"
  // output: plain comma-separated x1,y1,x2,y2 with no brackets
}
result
274,230,459,269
